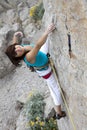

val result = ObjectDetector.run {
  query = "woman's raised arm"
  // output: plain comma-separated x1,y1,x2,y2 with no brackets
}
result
25,23,55,63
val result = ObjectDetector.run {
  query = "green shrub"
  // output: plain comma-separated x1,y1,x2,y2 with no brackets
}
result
30,2,45,22
24,93,58,130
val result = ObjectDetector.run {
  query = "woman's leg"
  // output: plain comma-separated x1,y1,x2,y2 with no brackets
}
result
38,38,66,118
45,72,63,115
40,37,49,54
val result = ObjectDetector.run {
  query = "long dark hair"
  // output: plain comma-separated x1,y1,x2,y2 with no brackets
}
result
5,43,25,66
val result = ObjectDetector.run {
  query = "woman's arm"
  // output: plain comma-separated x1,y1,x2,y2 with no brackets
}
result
26,23,55,63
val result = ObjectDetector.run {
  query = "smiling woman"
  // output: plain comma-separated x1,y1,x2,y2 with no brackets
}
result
5,43,25,65
5,31,28,65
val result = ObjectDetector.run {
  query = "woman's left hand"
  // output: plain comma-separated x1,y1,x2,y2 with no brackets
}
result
46,23,56,34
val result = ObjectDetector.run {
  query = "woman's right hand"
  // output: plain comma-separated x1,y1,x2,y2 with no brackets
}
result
14,31,23,38
13,31,23,44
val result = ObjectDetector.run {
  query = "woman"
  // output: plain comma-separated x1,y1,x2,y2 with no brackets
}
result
5,23,66,119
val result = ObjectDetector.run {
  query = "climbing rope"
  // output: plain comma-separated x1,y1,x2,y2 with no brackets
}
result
48,56,77,130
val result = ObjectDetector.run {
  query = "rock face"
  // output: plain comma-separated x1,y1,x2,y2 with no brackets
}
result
0,0,39,78
0,0,87,130
43,0,87,130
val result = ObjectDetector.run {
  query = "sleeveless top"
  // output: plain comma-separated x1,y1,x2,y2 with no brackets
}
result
21,43,49,70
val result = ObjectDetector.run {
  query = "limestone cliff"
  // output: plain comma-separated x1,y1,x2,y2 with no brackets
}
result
43,0,87,130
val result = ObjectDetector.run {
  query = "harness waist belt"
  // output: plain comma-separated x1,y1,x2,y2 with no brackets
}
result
34,62,49,71
42,71,52,79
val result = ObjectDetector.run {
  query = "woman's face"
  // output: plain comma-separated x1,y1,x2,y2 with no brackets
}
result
15,45,25,57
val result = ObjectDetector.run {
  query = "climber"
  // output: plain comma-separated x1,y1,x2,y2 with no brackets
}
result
5,23,66,120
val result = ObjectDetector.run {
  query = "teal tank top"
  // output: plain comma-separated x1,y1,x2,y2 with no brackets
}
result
21,43,48,68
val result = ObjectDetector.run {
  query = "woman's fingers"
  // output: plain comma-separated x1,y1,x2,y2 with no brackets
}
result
14,31,23,37
46,23,56,34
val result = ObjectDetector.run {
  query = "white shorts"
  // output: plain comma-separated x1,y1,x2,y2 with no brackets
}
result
36,38,62,105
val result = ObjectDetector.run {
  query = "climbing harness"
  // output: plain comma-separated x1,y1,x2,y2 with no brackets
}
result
27,62,49,72
27,54,50,72
33,62,49,71
48,55,77,130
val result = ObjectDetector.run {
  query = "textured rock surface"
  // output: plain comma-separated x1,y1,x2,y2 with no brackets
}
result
0,0,87,130
43,0,87,130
